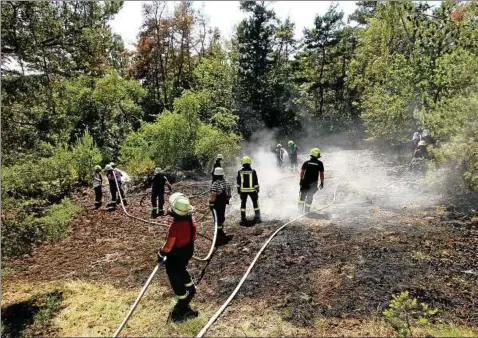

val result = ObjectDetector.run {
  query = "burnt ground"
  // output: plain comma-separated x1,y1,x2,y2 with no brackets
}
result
3,149,478,334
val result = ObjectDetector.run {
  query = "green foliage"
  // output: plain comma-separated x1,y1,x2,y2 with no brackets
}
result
71,130,103,183
33,292,63,327
121,91,240,174
2,131,103,200
1,198,81,258
383,291,439,338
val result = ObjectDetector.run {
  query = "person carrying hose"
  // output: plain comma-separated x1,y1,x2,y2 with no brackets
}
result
211,154,223,183
151,167,172,218
111,162,127,205
157,193,198,322
237,156,261,225
298,148,324,213
105,164,118,209
209,167,233,246
93,165,103,209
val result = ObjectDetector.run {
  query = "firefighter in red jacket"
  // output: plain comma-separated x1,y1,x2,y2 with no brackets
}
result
158,193,198,322
298,148,324,213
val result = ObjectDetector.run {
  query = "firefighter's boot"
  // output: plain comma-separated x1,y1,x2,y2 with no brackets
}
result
215,228,231,246
151,209,158,218
254,210,262,224
95,202,102,210
240,211,247,226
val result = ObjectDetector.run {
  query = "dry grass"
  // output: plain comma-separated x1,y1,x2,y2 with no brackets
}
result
2,281,477,337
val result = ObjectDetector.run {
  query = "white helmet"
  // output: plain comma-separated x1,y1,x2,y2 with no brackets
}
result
214,167,225,176
110,162,116,168
277,143,282,148
169,193,191,216
105,164,113,171
216,154,223,160
154,167,162,175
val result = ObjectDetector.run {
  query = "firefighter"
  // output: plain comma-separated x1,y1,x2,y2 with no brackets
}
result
93,165,103,209
275,144,285,168
237,156,261,225
209,167,232,246
111,163,127,204
287,140,299,172
158,193,198,322
211,154,223,183
298,148,324,213
151,167,172,218
414,140,429,159
105,164,127,209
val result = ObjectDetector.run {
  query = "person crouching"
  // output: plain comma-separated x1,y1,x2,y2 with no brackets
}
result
158,193,198,322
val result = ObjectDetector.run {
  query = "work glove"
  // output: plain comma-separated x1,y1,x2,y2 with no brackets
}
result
209,201,215,211
319,182,324,190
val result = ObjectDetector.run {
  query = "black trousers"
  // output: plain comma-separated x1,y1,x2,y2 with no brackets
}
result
299,184,318,212
94,186,102,207
214,200,227,226
109,181,125,203
165,245,194,299
240,192,259,213
151,189,165,212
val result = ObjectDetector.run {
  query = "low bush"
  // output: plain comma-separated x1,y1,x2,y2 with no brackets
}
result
1,198,81,259
120,90,241,177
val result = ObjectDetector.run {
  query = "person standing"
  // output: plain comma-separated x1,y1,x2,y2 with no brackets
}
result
93,165,103,209
237,156,261,225
209,167,232,246
151,167,172,218
158,193,198,322
211,154,223,183
287,140,299,172
298,148,324,213
275,144,285,169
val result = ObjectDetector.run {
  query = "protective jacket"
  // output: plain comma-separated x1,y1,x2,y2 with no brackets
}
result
236,165,259,193
300,157,324,187
152,172,170,192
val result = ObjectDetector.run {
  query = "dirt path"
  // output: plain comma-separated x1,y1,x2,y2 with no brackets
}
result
4,148,478,333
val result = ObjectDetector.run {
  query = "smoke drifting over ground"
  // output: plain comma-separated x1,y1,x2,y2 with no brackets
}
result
223,130,444,226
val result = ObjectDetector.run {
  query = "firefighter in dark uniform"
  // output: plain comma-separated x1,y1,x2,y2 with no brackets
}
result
151,167,172,218
158,193,198,322
211,154,223,183
237,156,261,225
209,167,232,246
298,148,324,213
93,165,103,209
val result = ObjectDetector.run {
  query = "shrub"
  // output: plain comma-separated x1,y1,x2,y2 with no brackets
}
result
120,90,241,174
383,291,439,338
1,198,81,259
2,131,102,199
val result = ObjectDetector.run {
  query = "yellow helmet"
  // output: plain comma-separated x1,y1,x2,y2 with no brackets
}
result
241,156,252,165
169,192,191,216
288,140,294,145
309,148,321,158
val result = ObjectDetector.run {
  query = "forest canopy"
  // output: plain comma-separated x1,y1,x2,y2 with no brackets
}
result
2,1,478,256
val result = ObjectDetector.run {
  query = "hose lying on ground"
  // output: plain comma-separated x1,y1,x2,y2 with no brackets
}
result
196,179,345,338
